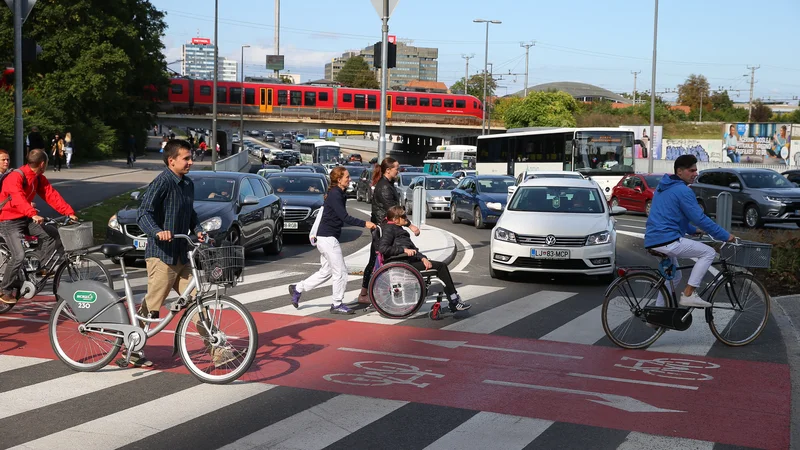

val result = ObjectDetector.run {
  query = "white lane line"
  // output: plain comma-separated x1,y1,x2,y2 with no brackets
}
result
237,270,304,287
442,290,577,334
0,355,50,374
266,288,361,316
540,304,605,345
618,224,646,230
567,373,698,390
338,347,450,362
219,394,407,450
9,382,274,450
617,432,715,450
617,230,645,239
0,316,49,324
424,411,553,450
449,231,474,273
0,368,158,420
235,275,359,306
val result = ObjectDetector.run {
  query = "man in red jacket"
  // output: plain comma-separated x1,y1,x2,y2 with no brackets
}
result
0,149,78,304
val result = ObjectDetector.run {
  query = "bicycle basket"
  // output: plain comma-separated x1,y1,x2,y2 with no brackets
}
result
57,222,94,252
196,245,245,286
720,241,772,269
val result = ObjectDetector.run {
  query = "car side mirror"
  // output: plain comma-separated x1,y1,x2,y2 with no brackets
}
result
728,182,741,190
130,191,141,201
240,195,260,206
610,206,627,216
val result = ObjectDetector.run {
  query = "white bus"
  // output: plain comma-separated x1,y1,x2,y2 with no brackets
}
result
426,144,477,169
299,139,342,165
476,127,635,199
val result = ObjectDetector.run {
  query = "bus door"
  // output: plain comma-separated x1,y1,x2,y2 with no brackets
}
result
565,139,575,171
386,94,392,119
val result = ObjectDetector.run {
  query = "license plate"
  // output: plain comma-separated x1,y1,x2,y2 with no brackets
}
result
285,222,299,230
531,248,570,259
133,238,147,250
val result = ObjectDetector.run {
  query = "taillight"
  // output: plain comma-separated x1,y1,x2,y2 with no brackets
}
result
617,268,628,277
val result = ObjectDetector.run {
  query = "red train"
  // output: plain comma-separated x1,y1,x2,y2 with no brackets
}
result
164,77,483,125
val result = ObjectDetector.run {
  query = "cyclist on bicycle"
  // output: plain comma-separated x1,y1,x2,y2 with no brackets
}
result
0,149,78,304
644,154,736,308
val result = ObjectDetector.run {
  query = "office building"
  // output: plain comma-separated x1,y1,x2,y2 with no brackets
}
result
181,37,238,81
323,42,438,87
219,58,237,82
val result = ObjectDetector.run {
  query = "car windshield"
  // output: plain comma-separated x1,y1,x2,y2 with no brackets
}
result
740,172,794,189
526,173,583,181
425,178,458,190
509,187,604,213
263,165,281,170
477,178,515,193
267,176,325,194
405,167,423,173
440,162,463,172
194,178,237,202
643,175,662,188
285,167,314,172
400,174,417,185
346,167,364,177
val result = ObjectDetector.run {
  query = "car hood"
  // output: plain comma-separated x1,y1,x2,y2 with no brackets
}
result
478,192,508,205
755,188,800,197
279,193,324,208
116,200,233,225
498,211,610,236
425,189,453,198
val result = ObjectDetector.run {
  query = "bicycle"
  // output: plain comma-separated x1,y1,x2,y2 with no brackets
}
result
0,216,112,314
48,234,258,384
601,236,771,349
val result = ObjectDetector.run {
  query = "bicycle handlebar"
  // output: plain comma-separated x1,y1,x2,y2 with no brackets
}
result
171,233,213,247
41,215,77,226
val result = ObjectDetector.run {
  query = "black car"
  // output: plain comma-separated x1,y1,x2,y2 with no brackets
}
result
263,173,328,236
107,172,284,264
355,167,375,203
270,158,290,169
280,139,293,149
343,166,364,198
284,166,316,173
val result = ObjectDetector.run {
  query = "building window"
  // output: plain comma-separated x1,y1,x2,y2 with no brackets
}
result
420,98,430,107
367,95,377,109
290,90,302,106
199,86,211,96
407,97,418,106
456,99,466,108
230,87,242,104
171,84,183,94
217,86,227,103
319,92,329,102
354,94,366,109
245,88,255,105
444,99,454,108
343,93,352,102
278,90,288,106
396,96,405,106
432,98,442,107
305,91,316,107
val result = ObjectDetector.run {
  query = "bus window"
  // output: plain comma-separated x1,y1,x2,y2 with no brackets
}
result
305,91,316,107
245,88,255,105
407,97,418,106
367,95,377,109
574,131,634,171
396,96,405,105
342,93,352,102
456,99,466,108
477,138,508,163
432,98,442,107
319,92,329,102
290,90,302,106
278,90,288,105
354,94,365,108
420,98,430,107
444,99,453,108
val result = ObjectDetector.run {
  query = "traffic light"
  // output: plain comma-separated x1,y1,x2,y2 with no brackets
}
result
22,38,42,63
373,41,396,69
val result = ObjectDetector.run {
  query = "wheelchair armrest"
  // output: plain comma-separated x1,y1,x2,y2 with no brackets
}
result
384,254,411,263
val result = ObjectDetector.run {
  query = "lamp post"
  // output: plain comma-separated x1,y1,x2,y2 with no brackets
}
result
211,0,219,171
648,0,658,173
474,19,501,135
239,44,250,149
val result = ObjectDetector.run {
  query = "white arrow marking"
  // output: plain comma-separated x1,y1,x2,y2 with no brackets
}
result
413,339,583,360
483,379,685,413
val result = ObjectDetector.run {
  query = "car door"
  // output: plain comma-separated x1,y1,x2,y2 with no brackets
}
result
236,177,261,247
629,176,647,211
464,178,479,214
247,177,271,245
724,172,747,221
261,178,281,240
694,172,718,216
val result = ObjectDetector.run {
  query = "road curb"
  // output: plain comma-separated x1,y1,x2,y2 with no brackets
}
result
774,294,800,450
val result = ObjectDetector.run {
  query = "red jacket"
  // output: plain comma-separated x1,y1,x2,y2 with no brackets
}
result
0,165,74,220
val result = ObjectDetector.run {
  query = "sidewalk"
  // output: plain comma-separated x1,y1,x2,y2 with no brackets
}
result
345,223,457,273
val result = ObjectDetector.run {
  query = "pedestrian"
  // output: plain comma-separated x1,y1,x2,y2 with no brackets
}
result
128,134,138,168
357,157,419,304
51,133,64,172
198,140,207,161
288,166,376,315
63,132,74,168
0,149,10,175
26,127,45,157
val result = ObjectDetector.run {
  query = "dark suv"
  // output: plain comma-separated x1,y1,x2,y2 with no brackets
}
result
691,168,800,228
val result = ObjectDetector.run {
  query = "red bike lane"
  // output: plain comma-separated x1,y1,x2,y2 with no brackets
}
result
0,304,791,449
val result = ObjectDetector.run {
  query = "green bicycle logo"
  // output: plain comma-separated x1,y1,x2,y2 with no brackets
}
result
73,291,98,303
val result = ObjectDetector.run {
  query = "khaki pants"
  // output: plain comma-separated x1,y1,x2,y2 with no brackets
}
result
141,257,194,316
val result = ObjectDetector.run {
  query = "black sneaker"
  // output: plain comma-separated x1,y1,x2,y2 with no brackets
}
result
448,296,471,312
330,304,355,315
288,284,301,308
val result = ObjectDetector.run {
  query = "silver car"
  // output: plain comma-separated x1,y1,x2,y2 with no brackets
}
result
405,175,459,218
395,173,419,205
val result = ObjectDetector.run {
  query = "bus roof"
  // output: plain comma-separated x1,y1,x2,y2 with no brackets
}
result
300,140,340,148
436,144,476,151
423,159,462,163
477,127,632,140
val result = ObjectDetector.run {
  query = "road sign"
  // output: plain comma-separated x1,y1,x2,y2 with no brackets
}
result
388,35,396,44
370,0,398,18
4,0,36,23
266,55,284,71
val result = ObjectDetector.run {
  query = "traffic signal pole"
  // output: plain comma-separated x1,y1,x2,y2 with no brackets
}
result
378,0,389,162
13,0,24,166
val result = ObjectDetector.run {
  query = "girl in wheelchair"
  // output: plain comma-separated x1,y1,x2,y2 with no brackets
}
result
377,206,471,311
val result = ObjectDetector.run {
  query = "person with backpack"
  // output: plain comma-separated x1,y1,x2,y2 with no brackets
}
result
51,133,64,172
0,149,78,304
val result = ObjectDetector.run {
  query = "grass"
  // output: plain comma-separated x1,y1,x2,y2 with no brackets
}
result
663,123,725,140
79,188,143,245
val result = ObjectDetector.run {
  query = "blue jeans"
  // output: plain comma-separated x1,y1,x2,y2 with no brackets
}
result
727,151,740,163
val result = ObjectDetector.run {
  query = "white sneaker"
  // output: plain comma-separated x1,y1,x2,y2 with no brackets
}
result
679,293,712,308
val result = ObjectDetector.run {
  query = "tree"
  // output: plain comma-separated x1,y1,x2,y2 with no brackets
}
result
750,99,772,122
279,75,294,84
335,56,379,89
677,74,710,110
449,73,497,104
502,91,578,129
709,90,734,111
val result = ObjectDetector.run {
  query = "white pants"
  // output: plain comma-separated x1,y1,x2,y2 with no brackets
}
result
64,149,73,166
296,236,347,306
652,238,716,306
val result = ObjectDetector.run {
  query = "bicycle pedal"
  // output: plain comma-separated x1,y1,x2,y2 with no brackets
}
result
115,358,130,368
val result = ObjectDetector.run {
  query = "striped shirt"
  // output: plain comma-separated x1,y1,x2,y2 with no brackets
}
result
137,168,201,265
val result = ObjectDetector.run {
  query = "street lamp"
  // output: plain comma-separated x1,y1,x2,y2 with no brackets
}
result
474,19,501,135
239,44,250,150
647,0,658,173
211,0,219,171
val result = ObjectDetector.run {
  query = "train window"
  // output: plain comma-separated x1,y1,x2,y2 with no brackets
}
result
199,85,211,96
473,101,477,108
396,96,405,105
456,99,466,108
290,91,302,106
343,93,352,102
245,88,255,105
278,90,287,106
367,95,376,109
407,97,417,106
444,99,453,108
217,86,227,103
432,98,442,107
305,91,317,107
171,84,183,94
354,94,365,109
420,98,430,107
230,87,242,104
319,92,329,102
260,89,266,105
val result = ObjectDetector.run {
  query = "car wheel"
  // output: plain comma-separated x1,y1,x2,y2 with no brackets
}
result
744,204,763,229
356,189,362,202
610,197,619,208
474,207,485,229
645,200,652,216
264,221,283,255
490,265,509,280
450,203,460,223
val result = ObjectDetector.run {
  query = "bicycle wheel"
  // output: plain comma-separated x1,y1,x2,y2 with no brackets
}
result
53,254,113,295
602,272,668,349
368,263,426,319
49,297,122,371
177,294,257,384
0,246,13,314
706,272,770,346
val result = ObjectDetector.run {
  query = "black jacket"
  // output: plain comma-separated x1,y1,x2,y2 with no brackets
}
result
317,186,366,239
376,222,426,261
371,176,400,223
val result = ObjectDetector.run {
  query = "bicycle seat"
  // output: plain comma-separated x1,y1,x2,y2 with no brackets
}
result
98,244,136,258
647,248,668,258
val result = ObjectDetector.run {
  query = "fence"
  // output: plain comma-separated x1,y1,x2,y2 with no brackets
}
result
634,159,790,174
215,149,250,172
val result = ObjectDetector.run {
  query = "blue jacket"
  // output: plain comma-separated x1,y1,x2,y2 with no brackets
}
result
317,186,366,239
644,174,730,248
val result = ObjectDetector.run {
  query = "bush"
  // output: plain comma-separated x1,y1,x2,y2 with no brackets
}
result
735,229,800,297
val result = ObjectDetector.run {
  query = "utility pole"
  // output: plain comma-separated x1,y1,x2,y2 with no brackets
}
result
211,0,219,171
487,63,493,133
746,65,759,122
474,19,501,135
12,0,23,166
648,0,658,174
520,41,535,98
698,89,703,122
461,54,474,95
274,0,280,79
239,44,250,147
631,70,641,105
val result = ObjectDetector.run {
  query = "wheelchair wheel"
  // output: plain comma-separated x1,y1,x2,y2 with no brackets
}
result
368,262,426,319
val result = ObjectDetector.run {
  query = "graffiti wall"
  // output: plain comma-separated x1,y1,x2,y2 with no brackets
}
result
663,139,723,162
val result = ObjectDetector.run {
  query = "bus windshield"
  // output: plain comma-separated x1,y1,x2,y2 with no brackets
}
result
439,162,463,172
316,146,340,164
574,131,634,173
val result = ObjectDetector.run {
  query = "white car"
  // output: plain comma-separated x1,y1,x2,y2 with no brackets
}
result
490,178,626,280
507,170,587,202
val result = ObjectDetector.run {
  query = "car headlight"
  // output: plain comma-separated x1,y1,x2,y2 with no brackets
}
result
586,231,611,246
765,196,792,203
108,214,122,232
201,216,222,232
494,227,517,243
311,207,321,218
429,196,445,202
486,202,503,211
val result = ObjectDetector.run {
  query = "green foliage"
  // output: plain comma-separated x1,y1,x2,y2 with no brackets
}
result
501,91,577,129
449,74,497,104
575,100,686,128
335,56,379,89
677,74,710,109
280,75,294,84
750,99,772,122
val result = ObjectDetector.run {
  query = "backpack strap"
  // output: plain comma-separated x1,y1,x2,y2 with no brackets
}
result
0,169,28,210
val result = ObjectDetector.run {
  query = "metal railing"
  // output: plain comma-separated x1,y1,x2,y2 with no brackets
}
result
215,149,249,172
635,159,792,173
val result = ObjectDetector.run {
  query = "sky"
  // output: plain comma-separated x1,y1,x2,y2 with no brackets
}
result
153,0,799,103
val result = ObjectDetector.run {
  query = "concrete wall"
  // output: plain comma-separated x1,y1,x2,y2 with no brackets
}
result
633,138,799,171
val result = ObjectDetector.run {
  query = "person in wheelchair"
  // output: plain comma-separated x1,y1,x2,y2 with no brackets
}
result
377,206,470,311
